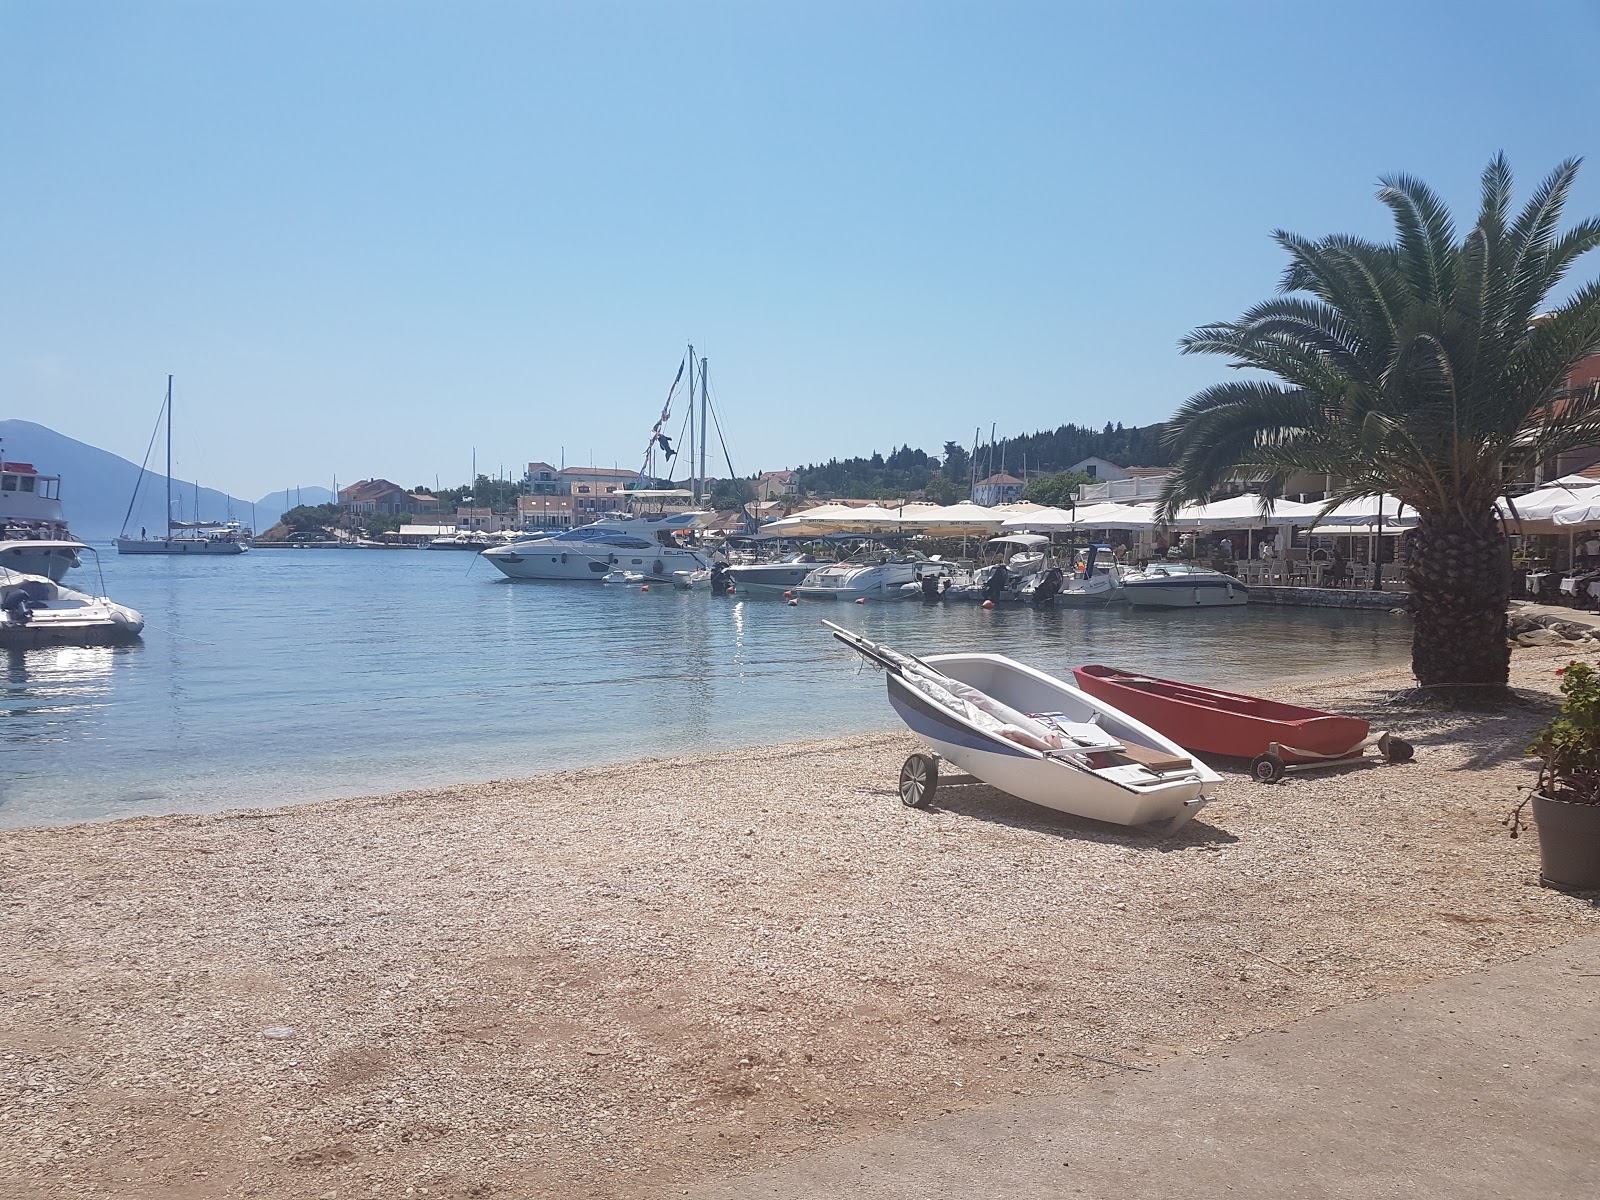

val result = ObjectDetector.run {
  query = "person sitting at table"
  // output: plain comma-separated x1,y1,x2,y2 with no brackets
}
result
1327,547,1349,586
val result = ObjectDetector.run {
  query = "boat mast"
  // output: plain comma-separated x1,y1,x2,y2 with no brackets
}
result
698,355,708,504
687,343,697,501
165,374,173,538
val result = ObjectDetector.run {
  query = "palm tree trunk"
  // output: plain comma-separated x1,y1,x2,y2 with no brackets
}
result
1406,511,1511,691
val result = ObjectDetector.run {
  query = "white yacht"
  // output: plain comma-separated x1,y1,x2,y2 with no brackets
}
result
725,553,832,597
0,458,89,582
481,513,713,581
794,550,928,601
1122,562,1249,608
116,376,249,557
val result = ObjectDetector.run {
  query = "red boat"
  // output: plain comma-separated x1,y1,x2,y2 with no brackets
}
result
1071,665,1390,778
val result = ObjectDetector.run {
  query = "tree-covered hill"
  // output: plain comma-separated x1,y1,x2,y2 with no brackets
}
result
791,421,1172,499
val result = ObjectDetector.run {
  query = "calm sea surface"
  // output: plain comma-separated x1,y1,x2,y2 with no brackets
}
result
2,548,1413,827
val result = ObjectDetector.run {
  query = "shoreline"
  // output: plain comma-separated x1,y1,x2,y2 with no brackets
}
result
4,646,1597,1198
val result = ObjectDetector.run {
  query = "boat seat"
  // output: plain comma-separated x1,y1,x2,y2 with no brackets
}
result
1030,713,1125,751
1111,742,1194,774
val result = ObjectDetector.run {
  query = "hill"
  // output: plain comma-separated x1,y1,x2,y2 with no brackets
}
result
0,420,330,541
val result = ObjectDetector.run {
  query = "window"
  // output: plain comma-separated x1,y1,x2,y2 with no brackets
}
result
1085,464,1097,477
0,475,14,492
19,476,33,492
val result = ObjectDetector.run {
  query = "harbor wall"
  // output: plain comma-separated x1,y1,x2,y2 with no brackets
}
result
1250,585,1409,610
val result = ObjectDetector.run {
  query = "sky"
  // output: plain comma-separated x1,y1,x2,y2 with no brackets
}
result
4,0,1600,500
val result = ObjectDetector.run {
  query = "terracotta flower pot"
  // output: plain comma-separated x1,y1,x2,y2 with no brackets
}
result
1531,793,1600,892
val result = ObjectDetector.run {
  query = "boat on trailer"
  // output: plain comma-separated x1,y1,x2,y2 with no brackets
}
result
1071,665,1412,781
827,622,1218,832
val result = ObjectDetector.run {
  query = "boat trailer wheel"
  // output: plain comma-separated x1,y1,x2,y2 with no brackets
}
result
1250,753,1286,784
899,753,938,808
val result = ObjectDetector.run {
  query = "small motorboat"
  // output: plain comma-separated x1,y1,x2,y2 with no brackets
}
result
1121,563,1247,607
0,574,145,647
827,622,1218,831
1071,665,1412,781
601,570,647,585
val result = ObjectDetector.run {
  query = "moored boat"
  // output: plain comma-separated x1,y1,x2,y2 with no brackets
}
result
1071,665,1373,764
1120,562,1246,607
0,573,144,647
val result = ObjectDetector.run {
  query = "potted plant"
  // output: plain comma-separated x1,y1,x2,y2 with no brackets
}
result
1516,659,1600,891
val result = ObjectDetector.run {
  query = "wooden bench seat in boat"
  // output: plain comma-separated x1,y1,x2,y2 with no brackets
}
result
1031,711,1194,774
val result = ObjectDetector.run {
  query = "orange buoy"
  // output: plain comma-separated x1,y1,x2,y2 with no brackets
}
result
641,585,650,592
783,590,793,598
727,585,736,594
788,598,798,606
855,597,866,604
981,599,994,609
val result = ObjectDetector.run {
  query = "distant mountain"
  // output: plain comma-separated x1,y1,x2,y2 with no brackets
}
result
0,420,329,541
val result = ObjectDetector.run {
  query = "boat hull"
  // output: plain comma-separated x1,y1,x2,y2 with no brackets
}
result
795,563,921,601
0,541,84,582
483,543,709,581
887,652,1219,827
726,563,825,595
1123,577,1247,607
115,537,247,556
1072,665,1369,761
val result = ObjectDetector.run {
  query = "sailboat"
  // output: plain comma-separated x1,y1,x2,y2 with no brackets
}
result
115,376,249,556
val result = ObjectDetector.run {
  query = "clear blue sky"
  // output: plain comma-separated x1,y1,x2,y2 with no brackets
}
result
4,0,1599,499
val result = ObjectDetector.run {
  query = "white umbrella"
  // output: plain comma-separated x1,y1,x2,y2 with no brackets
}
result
1313,494,1411,526
1165,494,1320,529
1554,496,1600,527
1500,484,1600,523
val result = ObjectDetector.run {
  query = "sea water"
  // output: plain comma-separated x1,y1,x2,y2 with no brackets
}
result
1,549,1412,827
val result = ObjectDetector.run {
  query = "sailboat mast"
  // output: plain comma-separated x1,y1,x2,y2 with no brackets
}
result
687,343,697,501
165,375,173,537
698,356,708,503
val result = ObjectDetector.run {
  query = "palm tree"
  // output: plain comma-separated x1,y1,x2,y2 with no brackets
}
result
1161,155,1600,691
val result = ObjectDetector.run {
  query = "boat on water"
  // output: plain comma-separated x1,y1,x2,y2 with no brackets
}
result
0,573,144,647
1072,665,1411,781
115,376,249,557
795,549,928,601
726,552,832,596
828,623,1218,831
481,513,713,582
1120,562,1246,607
429,531,497,551
0,458,90,582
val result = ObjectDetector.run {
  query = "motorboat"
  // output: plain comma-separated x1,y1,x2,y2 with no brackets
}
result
601,569,647,585
0,458,88,582
1043,544,1123,606
1072,665,1412,781
481,512,713,582
0,573,145,647
1121,562,1247,607
795,549,928,601
726,553,832,597
116,376,248,556
429,531,496,550
828,623,1217,830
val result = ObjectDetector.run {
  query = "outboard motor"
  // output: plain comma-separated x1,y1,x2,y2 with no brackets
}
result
983,562,1011,603
919,571,943,601
1031,566,1063,605
709,561,732,593
1,588,35,625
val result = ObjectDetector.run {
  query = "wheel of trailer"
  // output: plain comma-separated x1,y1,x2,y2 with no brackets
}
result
1250,753,1286,783
1380,735,1414,764
899,754,938,808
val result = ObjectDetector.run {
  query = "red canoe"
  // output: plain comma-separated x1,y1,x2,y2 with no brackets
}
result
1071,665,1370,763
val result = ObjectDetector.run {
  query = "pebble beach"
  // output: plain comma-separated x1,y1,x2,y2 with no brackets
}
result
4,645,1598,1200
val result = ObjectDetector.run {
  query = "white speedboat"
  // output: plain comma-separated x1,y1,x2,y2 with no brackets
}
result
795,551,927,601
429,532,495,551
726,553,831,596
1122,563,1249,607
0,458,89,581
116,377,248,557
481,513,713,582
0,574,145,647
1051,545,1124,606
828,623,1217,831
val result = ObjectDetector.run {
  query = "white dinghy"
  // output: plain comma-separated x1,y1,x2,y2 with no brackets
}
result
827,622,1218,832
0,574,145,648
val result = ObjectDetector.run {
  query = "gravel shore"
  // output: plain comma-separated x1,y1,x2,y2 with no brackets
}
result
4,646,1598,1200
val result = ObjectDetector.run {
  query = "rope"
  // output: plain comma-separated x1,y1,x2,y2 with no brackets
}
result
119,395,167,537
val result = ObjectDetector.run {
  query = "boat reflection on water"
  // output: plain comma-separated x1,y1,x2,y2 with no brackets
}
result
2,642,142,739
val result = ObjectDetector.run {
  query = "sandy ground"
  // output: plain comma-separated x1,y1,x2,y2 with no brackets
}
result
3,646,1598,1200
